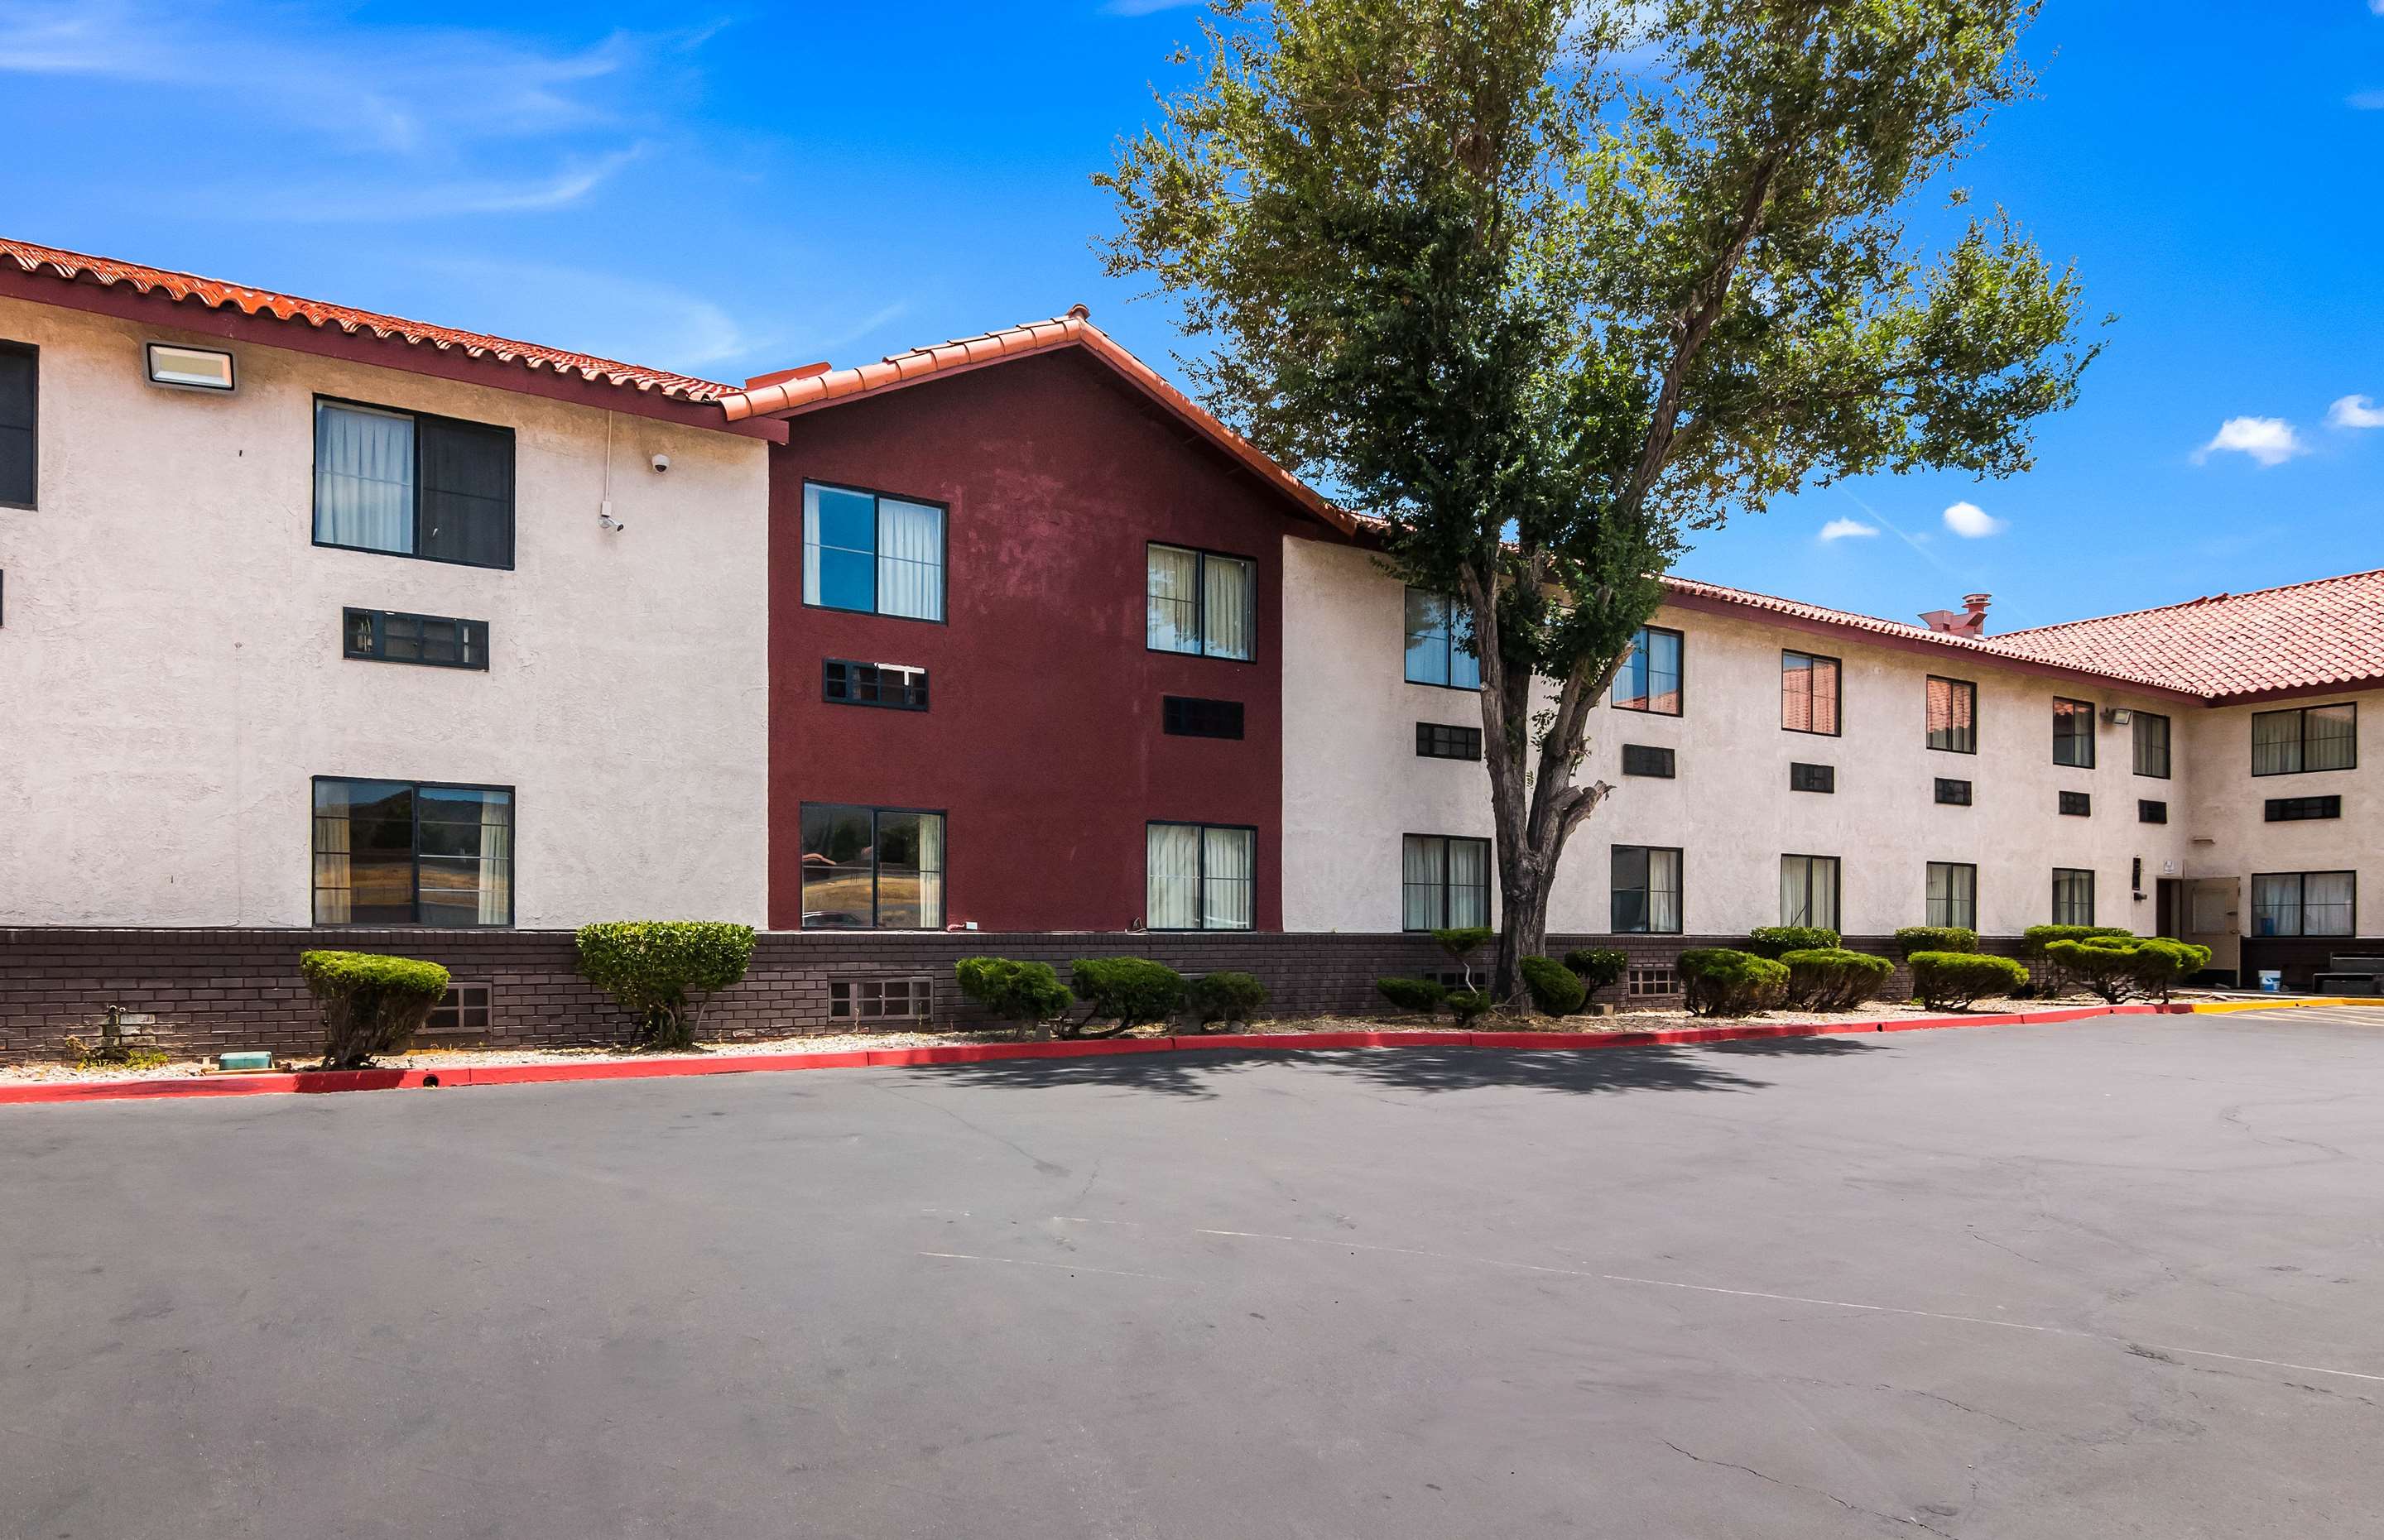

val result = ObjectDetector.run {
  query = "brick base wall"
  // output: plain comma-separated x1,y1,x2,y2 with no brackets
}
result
0,927,2030,1065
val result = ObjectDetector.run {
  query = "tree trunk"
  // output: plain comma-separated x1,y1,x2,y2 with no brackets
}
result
1494,876,1550,1006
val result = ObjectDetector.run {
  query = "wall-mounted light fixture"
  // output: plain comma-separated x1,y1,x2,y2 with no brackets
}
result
145,343,236,393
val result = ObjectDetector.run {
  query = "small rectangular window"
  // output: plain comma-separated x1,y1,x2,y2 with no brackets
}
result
1149,544,1254,660
312,777,514,928
1781,651,1842,735
1611,626,1684,714
1416,722,1483,760
2139,799,2168,824
425,982,493,1033
829,977,933,1020
1163,696,1244,739
1627,965,1678,998
2052,867,2097,926
2250,871,2355,938
1789,762,1835,794
2052,698,2097,767
1612,846,1684,934
1402,833,1490,931
0,339,36,509
315,398,515,569
1925,861,1978,931
1781,854,1840,930
800,804,945,929
343,607,488,669
1935,777,1973,807
2265,794,2343,823
2059,790,2092,817
2252,703,2358,776
804,482,947,621
1621,744,1675,779
824,659,930,711
1403,588,1481,689
1926,676,1977,754
2133,712,2172,778
1150,823,1256,930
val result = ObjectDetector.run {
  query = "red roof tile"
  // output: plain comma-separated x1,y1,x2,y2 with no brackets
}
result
0,237,737,402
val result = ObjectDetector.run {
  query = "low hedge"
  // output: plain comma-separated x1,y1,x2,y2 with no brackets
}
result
1778,948,1893,1010
300,950,451,1068
1069,957,1186,1037
1185,970,1270,1030
1746,925,1840,960
1677,948,1789,1018
2021,924,2132,957
1519,954,1587,1015
577,922,757,1051
2043,937,2213,1003
1564,947,1629,991
1909,951,2029,1010
956,957,1074,1039
1377,976,1449,1015
1892,925,1978,957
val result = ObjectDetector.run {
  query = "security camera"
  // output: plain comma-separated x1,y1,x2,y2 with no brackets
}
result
650,453,670,474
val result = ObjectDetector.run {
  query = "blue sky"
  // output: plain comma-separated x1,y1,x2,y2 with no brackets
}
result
3,1,2377,630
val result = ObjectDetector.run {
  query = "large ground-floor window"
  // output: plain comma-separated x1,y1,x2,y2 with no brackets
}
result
2052,867,2097,926
2251,871,2355,938
800,804,944,928
1147,823,1255,930
1402,834,1490,932
1611,846,1683,934
312,777,513,927
1780,854,1840,931
1926,861,1978,931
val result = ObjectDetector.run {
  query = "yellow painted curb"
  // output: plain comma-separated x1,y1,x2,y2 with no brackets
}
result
2190,997,2383,1015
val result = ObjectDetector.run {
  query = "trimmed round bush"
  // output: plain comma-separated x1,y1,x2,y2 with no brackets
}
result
1564,947,1629,991
1892,925,1978,957
1677,948,1790,1018
577,922,757,1051
1746,925,1840,960
1444,988,1496,1024
2130,938,2213,1001
2021,924,2132,956
956,957,1074,1039
1377,976,1449,1015
1069,957,1187,1037
1519,954,1588,1015
1910,951,2029,1010
300,950,451,1069
1185,970,1270,1029
2043,936,2215,1004
1779,948,1893,1010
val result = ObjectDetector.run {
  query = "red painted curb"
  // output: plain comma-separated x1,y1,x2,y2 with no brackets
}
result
0,1003,2199,1108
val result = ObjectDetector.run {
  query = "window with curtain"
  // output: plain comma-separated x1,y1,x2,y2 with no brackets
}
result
1925,861,1978,930
1402,588,1482,689
0,339,36,509
1612,846,1683,934
2051,698,2097,767
798,804,945,928
2251,871,2355,938
802,483,946,621
311,777,512,927
1401,834,1489,931
1926,676,1977,753
2251,703,2358,776
1146,545,1253,660
1146,823,1255,930
313,400,514,568
1781,651,1841,735
2132,712,2171,778
2051,867,2096,926
1611,626,1684,714
1780,855,1840,930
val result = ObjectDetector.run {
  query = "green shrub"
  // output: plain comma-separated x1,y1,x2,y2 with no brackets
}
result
1069,957,1187,1037
1377,976,1449,1015
2131,938,2213,1002
1431,926,1494,991
1893,925,1978,957
1518,955,1588,1015
1779,948,1894,1010
955,957,1074,1039
1564,947,1630,991
300,950,451,1068
1909,951,2030,1010
2044,937,2213,1004
1745,925,1840,960
1677,948,1789,1018
576,922,757,1051
1444,988,1496,1024
1185,970,1270,1029
2021,924,2132,957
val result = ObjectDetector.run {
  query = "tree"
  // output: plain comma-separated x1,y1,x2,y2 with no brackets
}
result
1100,0,2096,999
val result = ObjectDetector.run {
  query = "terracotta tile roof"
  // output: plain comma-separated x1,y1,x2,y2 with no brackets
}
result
0,237,737,402
719,307,1358,535
1987,569,2384,702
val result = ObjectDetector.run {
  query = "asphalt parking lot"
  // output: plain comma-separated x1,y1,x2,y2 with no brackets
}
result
4,1010,2380,1539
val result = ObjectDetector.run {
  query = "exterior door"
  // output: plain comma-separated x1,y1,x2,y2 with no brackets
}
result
2185,876,2240,985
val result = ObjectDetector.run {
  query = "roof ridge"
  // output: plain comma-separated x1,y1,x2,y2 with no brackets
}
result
1664,573,1939,636
1995,565,2384,638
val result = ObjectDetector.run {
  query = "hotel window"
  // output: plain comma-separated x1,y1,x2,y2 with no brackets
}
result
799,804,945,929
1401,834,1489,931
830,977,933,1020
1621,744,1675,778
2059,790,2092,817
824,659,930,711
1627,965,1679,998
1149,823,1256,930
2132,712,2171,778
1416,722,1483,760
1780,650,1841,735
2252,703,2357,776
314,399,514,569
1935,777,1973,806
1148,544,1253,660
425,983,493,1034
0,339,33,509
344,608,488,670
803,482,946,621
1779,854,1840,931
1789,762,1835,794
1926,861,1978,931
2251,871,2355,938
1925,676,1976,754
2140,799,2168,824
2052,698,2096,767
1403,588,1481,688
311,778,513,927
1611,846,1683,935
1163,696,1245,739
2265,794,2342,823
2051,867,2096,926
1611,626,1683,714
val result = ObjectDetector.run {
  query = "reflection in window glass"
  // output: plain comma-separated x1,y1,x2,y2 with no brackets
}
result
800,804,944,929
1403,589,1481,689
1612,626,1683,714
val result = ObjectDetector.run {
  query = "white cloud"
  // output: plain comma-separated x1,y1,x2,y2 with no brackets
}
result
1817,517,1877,542
252,148,646,223
2327,394,2384,429
2193,416,2308,467
2353,91,2384,110
1942,501,2008,538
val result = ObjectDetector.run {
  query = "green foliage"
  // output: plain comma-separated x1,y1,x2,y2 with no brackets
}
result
1518,954,1588,1015
1377,976,1451,1015
955,957,1074,1039
1069,957,1188,1037
1779,948,1894,1010
2131,938,2213,1002
1444,989,1497,1025
1746,926,1841,961
1909,951,2030,1010
300,949,452,1068
575,922,757,1052
63,1037,171,1071
1893,926,1978,957
2021,924,2133,957
1564,947,1630,991
1432,928,1495,961
1676,948,1790,1019
2043,937,2214,1005
1185,970,1271,1029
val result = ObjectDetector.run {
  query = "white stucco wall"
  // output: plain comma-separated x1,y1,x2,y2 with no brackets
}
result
1282,536,2203,938
0,297,770,928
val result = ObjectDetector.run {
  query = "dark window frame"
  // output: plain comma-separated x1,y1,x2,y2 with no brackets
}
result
311,394,517,571
823,658,930,712
2139,799,2168,824
1146,541,1258,664
1416,722,1483,760
1925,675,1978,755
2249,871,2358,938
1781,852,1842,930
1780,650,1843,736
1611,844,1685,935
342,607,490,671
2051,866,2097,927
1789,761,1835,794
1610,625,1685,716
800,478,951,625
1402,586,1482,692
2251,703,2359,777
310,775,517,928
425,981,494,1034
1621,743,1676,779
1162,696,1245,740
797,802,949,931
1925,860,1978,931
2052,698,2097,768
2132,711,2173,780
1401,832,1492,933
2265,794,2343,823
0,338,35,511
1148,819,1261,933
1935,777,1973,807
2059,790,2092,818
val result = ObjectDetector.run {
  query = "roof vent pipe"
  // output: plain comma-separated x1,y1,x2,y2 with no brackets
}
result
1920,592,1992,638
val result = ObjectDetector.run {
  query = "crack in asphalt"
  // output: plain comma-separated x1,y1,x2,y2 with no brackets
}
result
1659,1439,1959,1538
